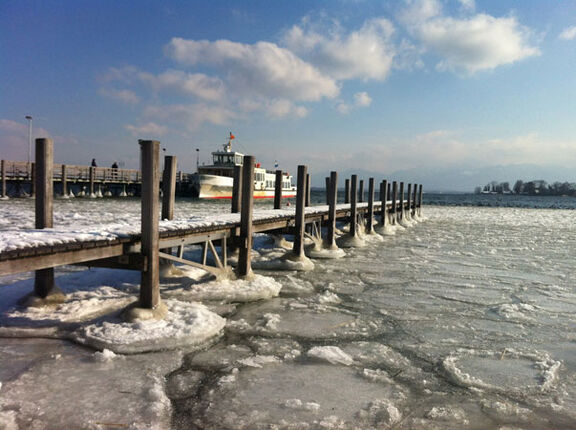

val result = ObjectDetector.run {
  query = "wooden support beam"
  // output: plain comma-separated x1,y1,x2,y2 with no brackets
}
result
350,175,358,237
367,178,375,233
231,165,243,214
325,171,338,248
236,156,254,278
139,140,161,309
293,165,307,257
34,138,55,298
274,170,282,209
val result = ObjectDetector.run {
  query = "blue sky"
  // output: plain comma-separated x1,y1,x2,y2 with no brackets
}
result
1,0,575,189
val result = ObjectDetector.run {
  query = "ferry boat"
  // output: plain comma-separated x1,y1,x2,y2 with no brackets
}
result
190,134,297,199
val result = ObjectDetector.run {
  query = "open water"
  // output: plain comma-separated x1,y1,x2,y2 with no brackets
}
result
1,192,576,429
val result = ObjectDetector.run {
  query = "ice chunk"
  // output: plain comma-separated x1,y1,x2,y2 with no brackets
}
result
307,346,354,366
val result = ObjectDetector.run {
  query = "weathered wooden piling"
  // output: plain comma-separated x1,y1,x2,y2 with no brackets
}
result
236,156,255,278
34,138,55,298
345,179,350,204
161,156,177,221
305,173,311,207
89,166,95,197
412,183,418,217
380,180,388,228
325,177,330,205
418,184,423,216
391,181,398,225
407,183,412,220
139,140,161,309
274,170,283,209
231,165,243,214
399,182,405,222
350,175,358,237
367,178,375,233
359,179,364,203
293,165,307,258
325,171,338,249
61,164,68,197
1,160,6,199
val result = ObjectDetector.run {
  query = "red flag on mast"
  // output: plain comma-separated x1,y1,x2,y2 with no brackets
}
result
229,132,235,140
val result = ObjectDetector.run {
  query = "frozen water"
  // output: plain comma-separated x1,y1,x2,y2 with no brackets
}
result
2,198,576,428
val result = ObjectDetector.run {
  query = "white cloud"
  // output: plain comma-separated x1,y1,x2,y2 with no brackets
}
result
266,99,308,119
165,38,339,102
559,26,576,41
99,88,140,104
401,0,540,73
144,104,237,131
125,122,168,137
354,92,372,107
283,18,396,81
141,70,226,102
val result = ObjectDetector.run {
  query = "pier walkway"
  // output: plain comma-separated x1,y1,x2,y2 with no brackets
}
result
0,139,423,317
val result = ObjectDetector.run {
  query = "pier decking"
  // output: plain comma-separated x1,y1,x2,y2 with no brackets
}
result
0,139,423,314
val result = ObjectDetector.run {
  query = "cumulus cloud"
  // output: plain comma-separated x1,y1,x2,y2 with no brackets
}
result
165,38,339,102
283,18,396,81
354,92,372,107
559,26,576,41
125,122,168,137
401,0,539,73
144,104,236,130
100,88,140,104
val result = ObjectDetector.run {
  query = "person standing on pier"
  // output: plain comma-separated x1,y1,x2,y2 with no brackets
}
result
91,158,97,167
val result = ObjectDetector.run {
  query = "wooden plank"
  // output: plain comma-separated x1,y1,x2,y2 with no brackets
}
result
0,243,125,276
140,140,161,309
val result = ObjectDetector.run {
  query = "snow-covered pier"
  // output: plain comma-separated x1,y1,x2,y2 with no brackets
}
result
0,139,423,317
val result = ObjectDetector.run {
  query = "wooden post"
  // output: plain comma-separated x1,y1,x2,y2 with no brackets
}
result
231,165,243,214
140,140,161,309
325,177,330,205
161,155,177,221
418,184,423,216
293,165,307,257
326,171,338,248
305,173,311,207
380,180,388,228
61,164,68,197
345,179,350,204
359,179,364,203
89,166,95,197
236,156,255,278
407,183,412,220
367,178,375,233
399,182,405,222
1,160,6,198
350,175,358,237
34,138,55,298
391,181,398,225
411,184,417,216
274,170,282,209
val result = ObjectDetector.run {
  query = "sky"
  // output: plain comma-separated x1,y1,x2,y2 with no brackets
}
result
1,0,575,190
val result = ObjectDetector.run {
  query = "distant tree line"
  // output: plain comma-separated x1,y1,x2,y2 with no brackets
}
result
474,180,576,196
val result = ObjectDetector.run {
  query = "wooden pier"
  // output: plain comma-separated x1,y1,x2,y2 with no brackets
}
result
0,139,423,316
